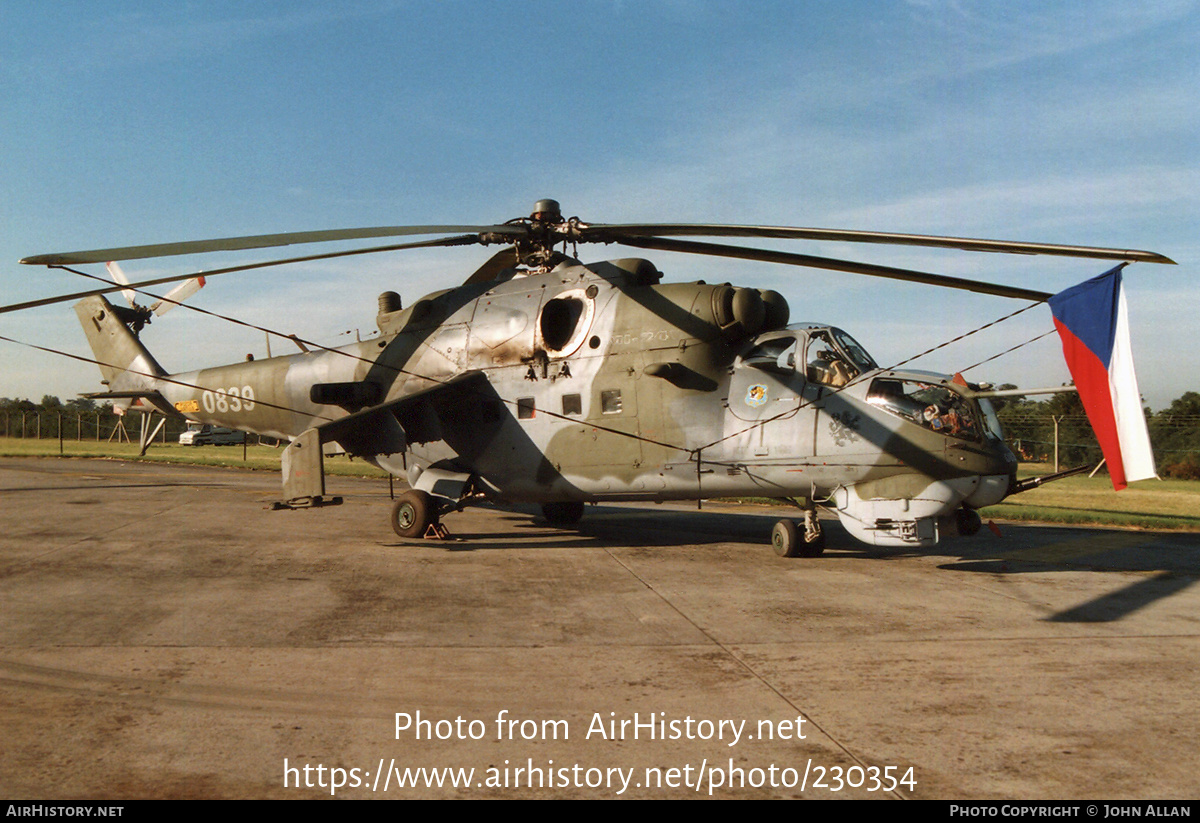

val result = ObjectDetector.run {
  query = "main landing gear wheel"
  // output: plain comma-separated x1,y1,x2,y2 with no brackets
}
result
772,518,826,558
392,490,438,538
542,501,585,525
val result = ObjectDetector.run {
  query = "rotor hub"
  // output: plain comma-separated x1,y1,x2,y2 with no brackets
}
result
504,199,582,268
531,199,562,222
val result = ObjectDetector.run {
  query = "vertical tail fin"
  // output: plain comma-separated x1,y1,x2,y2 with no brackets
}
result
74,294,167,392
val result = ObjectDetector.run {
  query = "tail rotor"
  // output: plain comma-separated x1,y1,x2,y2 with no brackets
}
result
105,261,206,329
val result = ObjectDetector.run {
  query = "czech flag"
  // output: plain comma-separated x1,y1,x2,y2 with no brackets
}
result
1048,264,1156,489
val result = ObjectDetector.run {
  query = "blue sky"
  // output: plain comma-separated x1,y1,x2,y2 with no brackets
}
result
2,1,1196,409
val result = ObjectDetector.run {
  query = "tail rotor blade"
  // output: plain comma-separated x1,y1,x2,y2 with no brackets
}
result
105,261,138,307
150,276,206,315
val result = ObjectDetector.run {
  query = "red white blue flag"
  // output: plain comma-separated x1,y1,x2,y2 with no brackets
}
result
1047,264,1155,489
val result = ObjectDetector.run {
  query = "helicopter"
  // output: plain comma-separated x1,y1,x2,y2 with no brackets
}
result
17,199,1174,556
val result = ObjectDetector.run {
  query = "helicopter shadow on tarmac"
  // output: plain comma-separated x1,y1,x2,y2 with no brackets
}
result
384,502,863,551
384,500,1200,623
936,523,1200,623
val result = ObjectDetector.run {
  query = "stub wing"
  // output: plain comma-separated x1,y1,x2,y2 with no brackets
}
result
279,371,494,505
318,370,493,457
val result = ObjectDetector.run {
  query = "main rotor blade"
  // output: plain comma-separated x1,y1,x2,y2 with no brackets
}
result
581,223,1175,265
614,235,1054,301
21,224,523,266
1,235,481,315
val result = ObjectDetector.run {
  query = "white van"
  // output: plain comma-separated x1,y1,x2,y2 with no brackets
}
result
179,423,246,446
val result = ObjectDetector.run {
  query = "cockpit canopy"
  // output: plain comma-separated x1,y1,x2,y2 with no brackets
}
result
865,377,985,441
739,326,1002,444
739,324,878,387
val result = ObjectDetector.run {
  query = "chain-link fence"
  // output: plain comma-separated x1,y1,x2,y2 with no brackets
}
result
0,410,192,443
999,411,1200,479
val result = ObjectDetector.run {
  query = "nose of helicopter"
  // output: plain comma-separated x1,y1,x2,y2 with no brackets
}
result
961,435,1020,509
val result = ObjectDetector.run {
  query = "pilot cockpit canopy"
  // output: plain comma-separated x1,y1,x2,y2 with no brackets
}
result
739,325,877,387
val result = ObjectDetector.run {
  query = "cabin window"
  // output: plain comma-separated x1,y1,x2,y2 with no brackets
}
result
600,389,623,414
562,393,582,416
517,397,536,419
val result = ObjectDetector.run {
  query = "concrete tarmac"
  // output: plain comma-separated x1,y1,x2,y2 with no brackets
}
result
1,457,1197,799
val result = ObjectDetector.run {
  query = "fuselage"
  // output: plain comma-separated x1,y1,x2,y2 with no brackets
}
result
151,256,1017,546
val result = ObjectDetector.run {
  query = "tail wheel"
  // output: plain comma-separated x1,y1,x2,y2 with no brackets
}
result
542,501,585,525
391,490,437,538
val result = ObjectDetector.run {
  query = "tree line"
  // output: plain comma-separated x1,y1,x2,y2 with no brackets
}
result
4,390,1200,479
0,396,189,441
994,389,1200,479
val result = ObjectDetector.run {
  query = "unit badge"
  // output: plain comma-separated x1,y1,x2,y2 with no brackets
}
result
745,384,768,407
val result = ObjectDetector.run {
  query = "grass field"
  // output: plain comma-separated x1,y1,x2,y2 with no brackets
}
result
1,438,1196,531
0,436,390,477
976,462,1200,531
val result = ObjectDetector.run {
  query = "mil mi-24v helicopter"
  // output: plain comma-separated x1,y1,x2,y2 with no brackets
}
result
17,200,1174,556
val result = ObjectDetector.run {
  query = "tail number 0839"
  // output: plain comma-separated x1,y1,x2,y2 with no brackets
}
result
201,386,256,414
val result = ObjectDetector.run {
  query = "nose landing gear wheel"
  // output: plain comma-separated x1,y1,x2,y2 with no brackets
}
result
772,519,800,557
392,490,438,538
772,518,826,558
956,507,982,536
